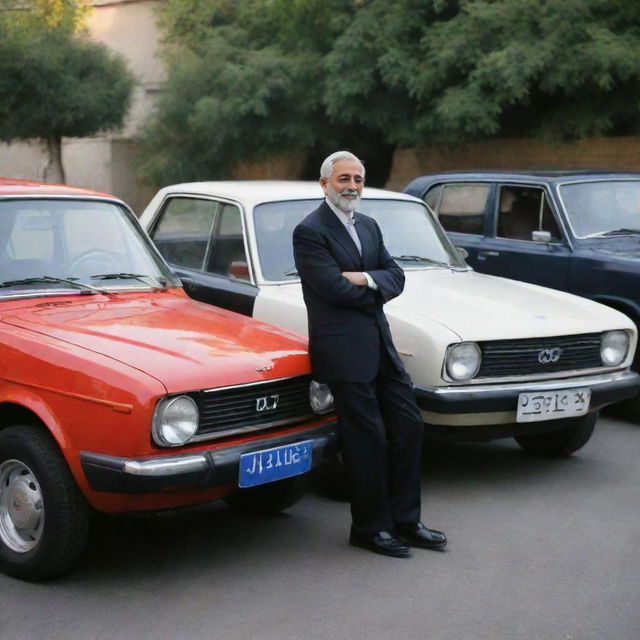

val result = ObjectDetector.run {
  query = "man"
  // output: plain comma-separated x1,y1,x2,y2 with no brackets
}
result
293,150,447,558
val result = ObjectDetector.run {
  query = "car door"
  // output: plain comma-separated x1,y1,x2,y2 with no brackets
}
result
477,184,571,291
148,195,258,316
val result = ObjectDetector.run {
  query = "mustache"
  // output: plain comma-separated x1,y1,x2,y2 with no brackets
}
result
339,189,360,198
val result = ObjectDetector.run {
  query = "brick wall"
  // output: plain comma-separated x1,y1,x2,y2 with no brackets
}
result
385,137,640,191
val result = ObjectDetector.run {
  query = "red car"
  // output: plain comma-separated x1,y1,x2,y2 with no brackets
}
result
0,178,336,581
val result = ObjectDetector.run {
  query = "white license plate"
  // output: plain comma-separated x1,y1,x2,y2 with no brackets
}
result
516,387,591,423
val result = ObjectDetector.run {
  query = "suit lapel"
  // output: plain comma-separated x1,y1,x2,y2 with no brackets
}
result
319,202,362,267
354,212,376,270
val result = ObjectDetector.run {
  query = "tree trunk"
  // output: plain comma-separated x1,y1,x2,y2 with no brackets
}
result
44,137,66,184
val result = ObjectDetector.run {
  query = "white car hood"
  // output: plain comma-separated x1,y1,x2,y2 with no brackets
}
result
388,269,634,340
255,268,633,343
253,268,635,389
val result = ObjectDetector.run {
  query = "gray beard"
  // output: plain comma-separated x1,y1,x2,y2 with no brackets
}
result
330,190,360,212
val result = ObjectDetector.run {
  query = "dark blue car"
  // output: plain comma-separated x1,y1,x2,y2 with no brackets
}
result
404,170,640,414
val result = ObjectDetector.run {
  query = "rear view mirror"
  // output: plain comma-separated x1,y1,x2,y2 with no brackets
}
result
455,246,469,260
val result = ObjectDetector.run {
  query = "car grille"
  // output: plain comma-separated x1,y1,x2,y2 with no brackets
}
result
477,333,603,378
190,375,314,439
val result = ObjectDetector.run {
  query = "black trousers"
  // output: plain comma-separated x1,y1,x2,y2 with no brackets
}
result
327,348,424,534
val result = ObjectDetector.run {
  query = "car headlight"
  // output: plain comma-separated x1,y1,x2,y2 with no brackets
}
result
445,342,481,381
309,380,334,414
152,395,199,446
601,330,629,367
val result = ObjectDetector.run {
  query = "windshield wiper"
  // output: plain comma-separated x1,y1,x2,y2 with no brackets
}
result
284,267,299,277
392,255,450,267
89,273,168,289
0,276,107,294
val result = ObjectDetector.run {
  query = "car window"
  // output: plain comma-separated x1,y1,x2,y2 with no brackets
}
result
253,198,466,281
559,180,640,237
0,199,176,293
151,197,218,269
426,183,489,234
205,203,250,281
8,208,55,260
496,186,560,241
254,199,321,281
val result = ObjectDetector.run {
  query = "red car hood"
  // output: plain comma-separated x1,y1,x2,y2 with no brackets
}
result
1,291,310,393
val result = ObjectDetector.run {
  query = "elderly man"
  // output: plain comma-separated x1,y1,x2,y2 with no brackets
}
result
292,150,446,557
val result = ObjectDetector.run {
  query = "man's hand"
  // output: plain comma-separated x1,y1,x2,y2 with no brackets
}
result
342,271,367,286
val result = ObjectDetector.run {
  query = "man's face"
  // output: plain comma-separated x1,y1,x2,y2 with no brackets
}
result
320,159,364,213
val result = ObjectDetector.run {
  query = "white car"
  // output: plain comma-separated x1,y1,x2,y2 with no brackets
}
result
140,181,640,456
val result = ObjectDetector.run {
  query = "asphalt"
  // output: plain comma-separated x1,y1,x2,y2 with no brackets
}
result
1,412,639,640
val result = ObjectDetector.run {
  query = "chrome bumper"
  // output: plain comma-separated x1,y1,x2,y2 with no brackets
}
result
81,422,338,494
414,369,640,415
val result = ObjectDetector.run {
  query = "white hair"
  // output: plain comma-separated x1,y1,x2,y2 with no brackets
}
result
319,150,365,179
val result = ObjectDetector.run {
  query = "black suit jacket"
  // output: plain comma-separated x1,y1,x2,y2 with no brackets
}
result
293,201,405,383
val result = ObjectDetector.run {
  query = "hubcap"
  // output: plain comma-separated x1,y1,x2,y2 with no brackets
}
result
0,460,44,553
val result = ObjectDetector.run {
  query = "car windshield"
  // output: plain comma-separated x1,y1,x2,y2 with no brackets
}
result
253,198,467,281
559,180,640,238
0,199,179,298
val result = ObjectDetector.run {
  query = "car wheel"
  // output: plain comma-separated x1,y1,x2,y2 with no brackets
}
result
514,412,598,458
223,475,308,515
0,425,89,581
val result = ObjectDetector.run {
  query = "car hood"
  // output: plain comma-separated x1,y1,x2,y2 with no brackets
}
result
0,291,310,393
257,268,632,342
579,236,640,261
389,269,633,340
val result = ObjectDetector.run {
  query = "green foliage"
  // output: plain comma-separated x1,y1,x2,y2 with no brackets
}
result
138,0,640,185
0,5,134,144
138,0,396,185
0,0,89,33
397,0,640,144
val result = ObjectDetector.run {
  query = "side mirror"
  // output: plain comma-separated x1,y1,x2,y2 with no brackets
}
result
532,230,552,243
455,246,469,260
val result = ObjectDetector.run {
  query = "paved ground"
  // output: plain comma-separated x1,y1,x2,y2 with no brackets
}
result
1,412,639,640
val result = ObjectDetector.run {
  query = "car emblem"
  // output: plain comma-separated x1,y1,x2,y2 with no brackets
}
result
538,347,562,364
256,395,279,412
256,364,274,372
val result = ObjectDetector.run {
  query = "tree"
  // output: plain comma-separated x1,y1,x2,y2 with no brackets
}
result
138,0,640,186
366,0,640,146
138,0,395,186
0,1,134,183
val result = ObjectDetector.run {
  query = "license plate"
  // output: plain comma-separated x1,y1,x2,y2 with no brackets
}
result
238,440,314,488
517,387,591,423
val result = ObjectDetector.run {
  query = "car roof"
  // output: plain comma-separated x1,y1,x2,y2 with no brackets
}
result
0,176,119,200
405,170,640,193
155,180,422,208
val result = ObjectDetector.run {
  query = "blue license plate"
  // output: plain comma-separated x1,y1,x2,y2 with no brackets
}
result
238,440,314,488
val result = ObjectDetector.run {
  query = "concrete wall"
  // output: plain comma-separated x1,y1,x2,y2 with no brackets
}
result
0,0,164,213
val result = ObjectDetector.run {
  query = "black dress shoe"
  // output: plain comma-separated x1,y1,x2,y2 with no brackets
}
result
349,530,411,558
395,522,447,549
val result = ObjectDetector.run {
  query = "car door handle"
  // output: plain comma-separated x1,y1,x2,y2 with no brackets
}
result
478,250,500,260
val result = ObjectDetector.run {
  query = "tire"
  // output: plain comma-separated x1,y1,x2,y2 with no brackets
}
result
0,425,90,581
514,412,598,458
223,475,308,515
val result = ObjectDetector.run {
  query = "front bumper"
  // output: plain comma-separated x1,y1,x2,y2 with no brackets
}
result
81,422,338,494
415,370,640,418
